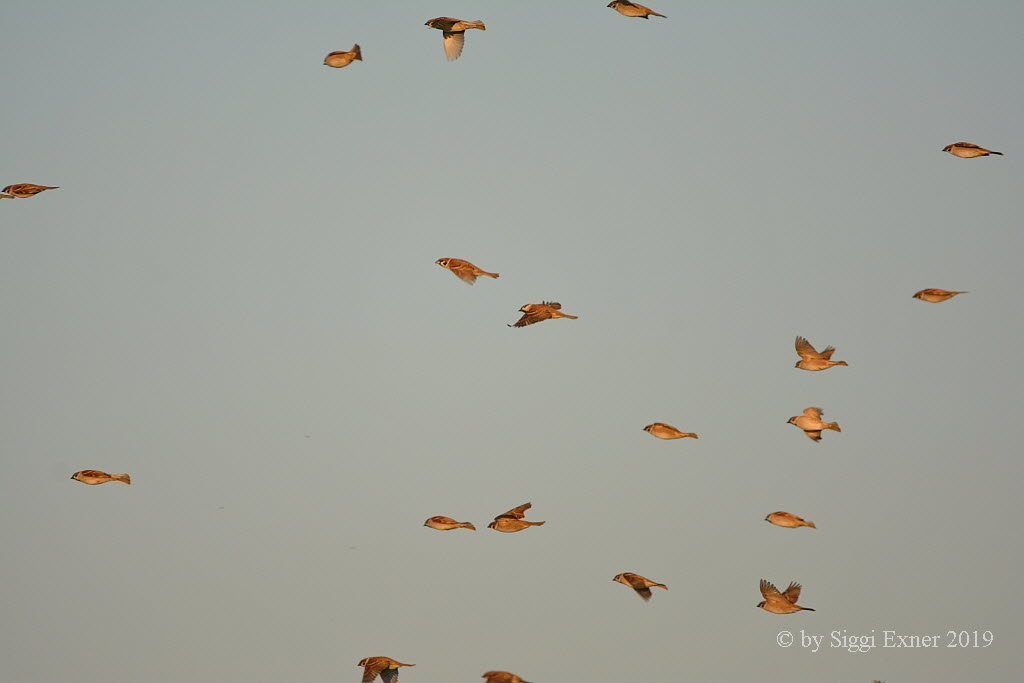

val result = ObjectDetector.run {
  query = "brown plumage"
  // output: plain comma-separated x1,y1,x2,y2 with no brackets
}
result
758,579,815,614
495,502,532,520
794,336,848,371
489,502,545,532
482,672,531,683
942,142,1002,158
508,302,578,327
787,406,841,442
607,1,666,18
423,516,476,531
1,183,58,199
613,572,668,601
643,422,698,440
765,511,816,529
435,257,499,285
358,657,414,683
913,288,967,303
424,17,486,61
324,44,362,68
70,470,130,485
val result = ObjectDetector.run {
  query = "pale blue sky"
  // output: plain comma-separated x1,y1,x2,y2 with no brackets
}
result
2,2,1022,682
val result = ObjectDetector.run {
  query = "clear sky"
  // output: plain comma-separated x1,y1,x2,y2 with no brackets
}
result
2,2,1022,682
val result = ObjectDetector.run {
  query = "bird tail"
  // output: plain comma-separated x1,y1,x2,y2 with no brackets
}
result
467,20,486,30
651,11,667,17
834,361,849,367
683,433,698,439
800,607,816,611
529,521,546,526
805,520,817,529
826,422,841,433
112,473,131,485
482,271,499,279
555,313,579,320
654,583,668,590
460,522,477,531
353,44,362,60
991,151,1004,155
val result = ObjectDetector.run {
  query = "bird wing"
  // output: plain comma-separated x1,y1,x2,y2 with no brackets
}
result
819,345,837,360
442,31,466,61
794,336,820,359
954,142,980,148
803,407,823,419
452,267,478,285
804,430,823,442
783,582,803,604
500,502,531,519
511,309,551,327
760,579,782,600
634,586,653,601
379,669,399,683
540,301,562,309
362,661,385,683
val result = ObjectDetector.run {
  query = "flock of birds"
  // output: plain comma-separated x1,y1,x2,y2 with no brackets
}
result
8,4,1004,683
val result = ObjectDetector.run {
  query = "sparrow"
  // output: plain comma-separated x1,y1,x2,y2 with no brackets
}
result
435,257,499,285
70,470,130,485
913,288,967,303
607,1,666,18
482,672,531,683
613,572,668,601
424,17,486,61
424,516,476,531
323,44,362,68
794,336,848,371
1,183,59,199
643,422,698,440
765,511,816,529
508,302,578,328
359,657,415,683
758,579,815,613
488,517,545,532
787,406,841,442
942,142,1002,158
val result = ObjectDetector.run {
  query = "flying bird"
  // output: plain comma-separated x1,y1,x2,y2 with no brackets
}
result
435,257,499,285
787,406,841,442
757,579,815,614
358,657,415,683
613,572,668,601
70,470,130,485
607,1,666,18
489,502,544,532
765,511,816,529
913,288,967,303
794,336,848,371
482,672,531,683
323,44,362,68
942,142,1002,158
643,422,698,440
424,516,476,531
508,302,578,327
424,17,486,61
1,183,58,199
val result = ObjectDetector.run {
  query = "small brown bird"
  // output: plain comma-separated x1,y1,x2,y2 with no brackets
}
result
643,422,698,440
794,336,848,371
70,470,130,485
613,572,668,601
488,517,545,533
913,288,967,303
358,657,415,683
323,44,362,68
424,516,476,531
424,17,486,61
508,302,578,327
758,579,814,614
607,1,666,18
482,672,531,683
942,142,1002,158
765,511,816,529
435,257,499,285
1,183,59,199
787,407,841,442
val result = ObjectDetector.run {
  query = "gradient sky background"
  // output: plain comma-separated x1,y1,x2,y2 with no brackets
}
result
3,2,1023,682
